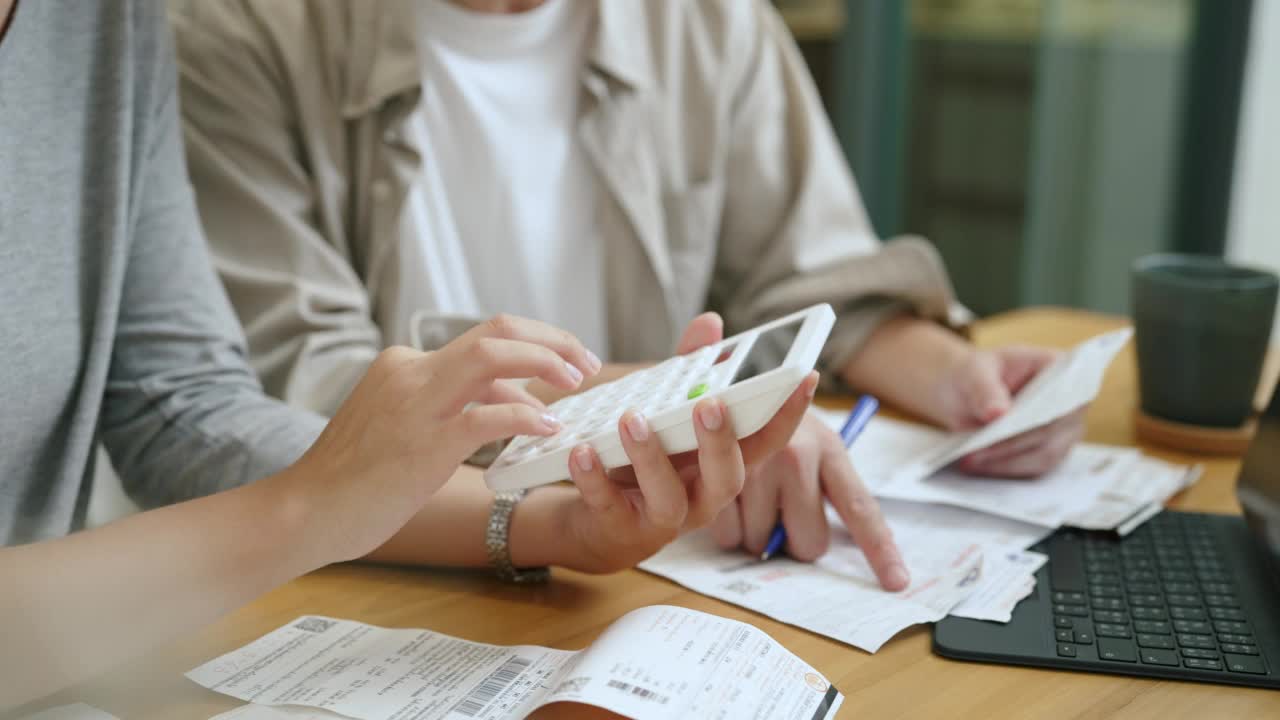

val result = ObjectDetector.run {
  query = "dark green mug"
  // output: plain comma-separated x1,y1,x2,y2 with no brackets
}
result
1132,254,1278,427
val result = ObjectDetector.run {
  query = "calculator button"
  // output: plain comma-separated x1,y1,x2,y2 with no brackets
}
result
1183,657,1223,671
1180,648,1220,660
687,383,709,399
1056,643,1077,658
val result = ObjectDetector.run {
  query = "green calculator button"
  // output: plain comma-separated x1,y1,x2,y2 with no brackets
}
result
687,383,709,399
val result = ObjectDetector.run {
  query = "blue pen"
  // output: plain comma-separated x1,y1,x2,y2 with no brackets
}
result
760,395,880,561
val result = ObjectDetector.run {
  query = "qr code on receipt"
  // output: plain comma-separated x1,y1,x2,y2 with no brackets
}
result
294,617,337,633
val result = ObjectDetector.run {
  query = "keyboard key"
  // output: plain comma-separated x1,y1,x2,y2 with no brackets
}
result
1097,623,1133,638
1172,620,1212,635
1134,620,1171,634
1094,610,1127,624
1094,572,1121,585
1140,648,1180,666
1185,657,1224,671
1208,607,1245,621
1178,634,1216,650
1132,607,1166,620
1169,606,1206,621
1221,643,1259,655
1197,570,1229,583
1074,630,1094,644
1052,591,1085,604
1098,638,1137,662
1162,582,1197,594
1181,648,1220,660
1092,598,1125,611
1136,630,1172,648
1160,570,1194,582
1089,584,1123,599
1214,620,1251,634
1167,594,1201,607
1050,536,1086,591
1204,594,1239,607
1054,616,1074,628
1056,629,1073,643
1125,570,1157,583
1127,582,1161,594
1054,604,1090,617
1224,654,1266,674
1129,594,1163,607
1218,633,1256,645
1202,583,1234,595
1057,643,1077,658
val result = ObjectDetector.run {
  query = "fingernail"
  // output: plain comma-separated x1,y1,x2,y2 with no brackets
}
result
697,401,723,431
586,350,603,374
624,412,650,442
887,564,910,590
541,414,562,432
564,361,584,385
805,376,818,399
573,445,594,472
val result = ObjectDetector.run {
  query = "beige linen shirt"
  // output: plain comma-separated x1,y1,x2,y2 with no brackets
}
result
171,0,969,416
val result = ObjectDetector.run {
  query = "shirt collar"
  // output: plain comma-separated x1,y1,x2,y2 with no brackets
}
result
344,0,653,118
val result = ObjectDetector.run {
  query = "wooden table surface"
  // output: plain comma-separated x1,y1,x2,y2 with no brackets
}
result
17,308,1279,719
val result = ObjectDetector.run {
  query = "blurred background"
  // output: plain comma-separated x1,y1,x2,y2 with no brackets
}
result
774,0,1277,327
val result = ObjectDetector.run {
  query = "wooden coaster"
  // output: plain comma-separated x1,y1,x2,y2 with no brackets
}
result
1134,410,1257,455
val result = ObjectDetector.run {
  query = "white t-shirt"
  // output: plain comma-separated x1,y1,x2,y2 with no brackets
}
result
396,0,608,355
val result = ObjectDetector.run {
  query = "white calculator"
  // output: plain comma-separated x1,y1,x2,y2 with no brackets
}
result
484,304,836,492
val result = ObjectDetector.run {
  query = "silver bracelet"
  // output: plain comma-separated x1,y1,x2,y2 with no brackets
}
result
486,490,551,584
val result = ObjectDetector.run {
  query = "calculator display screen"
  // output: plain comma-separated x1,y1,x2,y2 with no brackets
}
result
731,319,802,384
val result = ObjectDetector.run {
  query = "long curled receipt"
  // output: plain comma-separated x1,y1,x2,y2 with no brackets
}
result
187,605,842,720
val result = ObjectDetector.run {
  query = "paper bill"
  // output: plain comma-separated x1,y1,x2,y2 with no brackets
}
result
187,606,842,720
640,500,1048,652
847,426,1145,528
1066,455,1202,533
819,328,1131,487
17,705,119,720
948,549,1047,623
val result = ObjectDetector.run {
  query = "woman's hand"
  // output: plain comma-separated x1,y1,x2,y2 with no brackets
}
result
517,372,818,574
282,314,600,565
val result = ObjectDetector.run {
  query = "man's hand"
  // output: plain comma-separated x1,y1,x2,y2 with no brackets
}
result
937,346,1085,477
709,412,909,590
672,314,909,591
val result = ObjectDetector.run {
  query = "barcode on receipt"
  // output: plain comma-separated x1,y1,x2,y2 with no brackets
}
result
452,656,533,717
606,679,669,704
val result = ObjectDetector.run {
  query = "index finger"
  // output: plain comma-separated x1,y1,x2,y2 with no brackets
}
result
457,314,602,378
820,443,910,591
